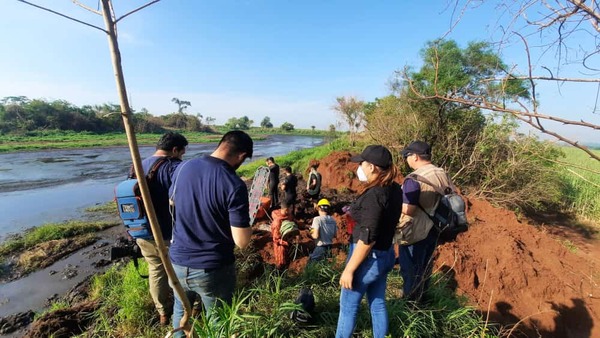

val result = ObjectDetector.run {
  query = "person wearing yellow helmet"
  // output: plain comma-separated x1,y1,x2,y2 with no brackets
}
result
309,198,337,262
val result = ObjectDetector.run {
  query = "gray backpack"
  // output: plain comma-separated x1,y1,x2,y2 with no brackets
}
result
409,174,468,238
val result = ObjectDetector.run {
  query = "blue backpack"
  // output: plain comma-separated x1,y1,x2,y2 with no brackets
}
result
115,157,170,239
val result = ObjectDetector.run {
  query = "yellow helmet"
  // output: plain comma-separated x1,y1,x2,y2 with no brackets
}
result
317,198,331,207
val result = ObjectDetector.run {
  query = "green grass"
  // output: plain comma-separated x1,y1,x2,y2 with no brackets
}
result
237,137,354,179
85,201,117,213
0,220,117,257
0,131,227,153
89,260,164,337
0,128,330,153
559,147,600,221
79,258,499,338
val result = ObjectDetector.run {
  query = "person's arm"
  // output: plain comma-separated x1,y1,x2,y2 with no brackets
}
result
339,240,375,290
402,203,417,216
229,181,252,249
402,178,420,216
310,218,319,239
231,226,252,249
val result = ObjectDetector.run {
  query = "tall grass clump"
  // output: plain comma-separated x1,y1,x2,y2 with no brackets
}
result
560,147,600,221
89,260,163,337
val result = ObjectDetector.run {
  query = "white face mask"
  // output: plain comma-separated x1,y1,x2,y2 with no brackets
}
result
356,166,368,182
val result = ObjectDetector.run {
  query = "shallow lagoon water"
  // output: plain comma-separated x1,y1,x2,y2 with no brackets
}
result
0,135,323,239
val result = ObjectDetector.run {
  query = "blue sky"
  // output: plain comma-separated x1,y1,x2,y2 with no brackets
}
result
1,1,599,143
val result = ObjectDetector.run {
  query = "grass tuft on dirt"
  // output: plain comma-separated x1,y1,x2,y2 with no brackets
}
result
0,220,117,257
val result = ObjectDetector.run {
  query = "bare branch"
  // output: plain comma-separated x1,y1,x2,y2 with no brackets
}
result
501,76,600,83
17,0,106,33
72,0,101,15
569,0,600,32
116,0,161,23
513,114,600,161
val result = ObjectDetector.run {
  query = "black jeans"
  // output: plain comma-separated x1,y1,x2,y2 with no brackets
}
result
269,183,279,209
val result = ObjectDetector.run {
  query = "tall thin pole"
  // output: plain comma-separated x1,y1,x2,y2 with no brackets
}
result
99,1,192,336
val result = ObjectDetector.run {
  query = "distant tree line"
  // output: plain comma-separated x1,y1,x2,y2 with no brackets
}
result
225,115,295,131
0,96,213,134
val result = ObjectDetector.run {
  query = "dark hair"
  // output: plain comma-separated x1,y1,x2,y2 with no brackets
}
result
219,130,253,158
266,157,275,163
416,153,432,161
283,166,292,174
157,132,188,151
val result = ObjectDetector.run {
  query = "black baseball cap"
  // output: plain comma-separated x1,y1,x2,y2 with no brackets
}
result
350,145,393,169
401,141,431,157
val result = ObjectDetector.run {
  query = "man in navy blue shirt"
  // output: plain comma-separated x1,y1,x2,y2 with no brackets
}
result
136,131,188,326
168,130,253,335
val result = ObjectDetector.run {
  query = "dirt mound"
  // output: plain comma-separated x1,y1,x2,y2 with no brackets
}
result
24,300,100,338
318,151,362,192
436,198,600,337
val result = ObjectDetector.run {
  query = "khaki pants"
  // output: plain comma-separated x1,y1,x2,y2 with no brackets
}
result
136,238,172,316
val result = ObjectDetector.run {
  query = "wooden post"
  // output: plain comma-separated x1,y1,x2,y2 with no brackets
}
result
99,1,192,336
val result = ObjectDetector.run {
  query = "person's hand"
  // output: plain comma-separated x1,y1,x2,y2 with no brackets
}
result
339,269,354,290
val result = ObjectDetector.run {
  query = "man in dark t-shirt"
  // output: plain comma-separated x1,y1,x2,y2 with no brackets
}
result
281,166,298,215
266,157,280,210
135,132,188,326
168,131,253,337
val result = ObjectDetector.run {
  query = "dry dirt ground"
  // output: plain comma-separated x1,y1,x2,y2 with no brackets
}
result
10,151,600,337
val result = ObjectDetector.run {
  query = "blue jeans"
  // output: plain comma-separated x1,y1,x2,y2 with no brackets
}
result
335,243,395,338
309,244,332,262
170,263,236,337
399,229,438,301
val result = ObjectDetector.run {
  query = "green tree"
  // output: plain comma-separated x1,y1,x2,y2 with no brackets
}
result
260,116,273,128
389,39,528,170
280,122,294,131
224,116,253,130
332,96,364,146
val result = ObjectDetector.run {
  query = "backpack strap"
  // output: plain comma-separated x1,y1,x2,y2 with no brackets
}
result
408,173,449,196
147,157,170,181
128,156,171,181
407,173,445,219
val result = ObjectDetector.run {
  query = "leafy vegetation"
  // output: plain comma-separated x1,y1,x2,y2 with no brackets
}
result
364,39,564,214
59,257,498,337
0,96,213,135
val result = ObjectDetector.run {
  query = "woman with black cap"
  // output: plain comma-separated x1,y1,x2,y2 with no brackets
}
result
335,145,402,338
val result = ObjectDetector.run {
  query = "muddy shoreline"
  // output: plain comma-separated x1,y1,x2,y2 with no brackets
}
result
0,216,124,336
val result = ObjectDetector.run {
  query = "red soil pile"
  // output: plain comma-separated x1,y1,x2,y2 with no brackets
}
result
435,198,600,337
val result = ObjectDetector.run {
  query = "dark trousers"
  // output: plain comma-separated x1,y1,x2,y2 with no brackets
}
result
309,244,332,262
269,183,279,209
399,229,438,301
